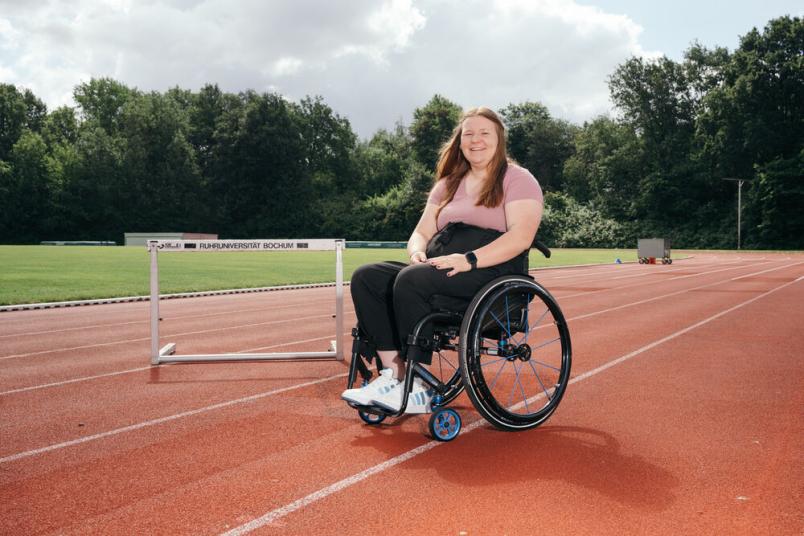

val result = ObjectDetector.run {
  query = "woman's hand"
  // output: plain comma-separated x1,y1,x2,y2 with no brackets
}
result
409,251,428,264
427,253,472,277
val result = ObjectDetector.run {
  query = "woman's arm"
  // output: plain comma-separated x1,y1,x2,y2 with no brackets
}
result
407,202,440,263
427,198,542,275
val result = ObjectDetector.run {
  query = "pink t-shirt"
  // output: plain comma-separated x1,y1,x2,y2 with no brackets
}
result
427,164,543,232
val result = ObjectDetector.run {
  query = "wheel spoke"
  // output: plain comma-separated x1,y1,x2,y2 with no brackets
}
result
511,303,549,346
530,359,561,372
527,307,551,335
513,293,530,345
505,294,511,337
515,361,530,413
527,360,554,401
481,355,508,367
489,310,512,338
506,362,519,408
488,357,508,391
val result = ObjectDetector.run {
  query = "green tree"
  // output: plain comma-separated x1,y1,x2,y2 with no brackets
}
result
211,91,312,237
501,102,578,193
749,150,804,248
562,116,643,220
353,123,413,197
696,17,803,248
295,96,357,190
0,131,53,242
410,94,461,171
61,125,125,241
0,84,46,161
74,78,138,134
538,191,626,248
117,92,204,234
608,54,713,243
355,160,432,240
42,106,79,147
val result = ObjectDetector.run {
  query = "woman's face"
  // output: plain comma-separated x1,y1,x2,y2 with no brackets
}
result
460,115,499,170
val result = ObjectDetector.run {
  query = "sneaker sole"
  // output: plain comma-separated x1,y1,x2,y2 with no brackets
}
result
342,394,377,406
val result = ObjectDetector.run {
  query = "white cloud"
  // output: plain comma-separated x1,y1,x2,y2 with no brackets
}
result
0,0,661,136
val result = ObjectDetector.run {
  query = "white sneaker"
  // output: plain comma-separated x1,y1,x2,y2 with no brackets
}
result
341,368,400,406
371,376,434,414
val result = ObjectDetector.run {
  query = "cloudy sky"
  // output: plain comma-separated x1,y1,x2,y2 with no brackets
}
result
1,0,800,137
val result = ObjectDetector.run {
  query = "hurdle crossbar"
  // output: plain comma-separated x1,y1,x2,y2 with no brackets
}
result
148,238,345,365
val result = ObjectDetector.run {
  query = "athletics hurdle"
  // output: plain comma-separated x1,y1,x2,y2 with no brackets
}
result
148,238,345,365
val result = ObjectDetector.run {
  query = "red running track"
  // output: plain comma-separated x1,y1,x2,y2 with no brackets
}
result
1,252,802,535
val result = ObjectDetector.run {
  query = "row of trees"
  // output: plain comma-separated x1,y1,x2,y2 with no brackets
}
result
1,16,801,248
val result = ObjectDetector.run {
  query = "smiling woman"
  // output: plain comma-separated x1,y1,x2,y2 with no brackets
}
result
343,107,545,414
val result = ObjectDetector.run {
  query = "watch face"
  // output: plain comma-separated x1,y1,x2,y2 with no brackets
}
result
465,251,477,267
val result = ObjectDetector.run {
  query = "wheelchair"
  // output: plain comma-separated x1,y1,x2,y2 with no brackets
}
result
344,241,572,441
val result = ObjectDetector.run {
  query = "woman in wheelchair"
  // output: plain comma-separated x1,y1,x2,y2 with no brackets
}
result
342,107,571,439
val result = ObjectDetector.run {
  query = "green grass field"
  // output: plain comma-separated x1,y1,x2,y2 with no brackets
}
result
0,245,641,305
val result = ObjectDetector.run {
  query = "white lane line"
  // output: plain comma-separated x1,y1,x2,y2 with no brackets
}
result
0,330,354,397
0,373,348,464
2,261,795,393
563,261,803,325
0,308,356,360
0,258,772,358
555,260,774,301
0,260,769,359
0,366,155,396
609,260,760,281
0,319,146,339
219,273,803,535
0,301,315,339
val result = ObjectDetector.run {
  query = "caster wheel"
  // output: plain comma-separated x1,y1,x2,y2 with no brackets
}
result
668,259,673,264
359,411,386,425
429,408,461,441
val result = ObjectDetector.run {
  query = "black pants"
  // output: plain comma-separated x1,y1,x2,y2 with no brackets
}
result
350,223,528,365
350,262,506,363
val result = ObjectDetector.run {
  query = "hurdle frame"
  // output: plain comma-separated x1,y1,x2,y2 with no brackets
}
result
148,238,345,365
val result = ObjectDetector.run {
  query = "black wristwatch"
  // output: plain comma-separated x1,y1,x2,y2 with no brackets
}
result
465,251,478,270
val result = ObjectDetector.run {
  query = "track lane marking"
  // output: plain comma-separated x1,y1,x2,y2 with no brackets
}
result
2,264,801,465
563,261,803,325
1,262,797,393
0,330,354,396
0,259,778,360
0,302,318,339
0,308,356,360
0,373,348,464
219,272,803,535
556,260,774,300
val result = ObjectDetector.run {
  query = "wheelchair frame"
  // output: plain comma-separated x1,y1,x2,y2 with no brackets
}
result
344,243,572,441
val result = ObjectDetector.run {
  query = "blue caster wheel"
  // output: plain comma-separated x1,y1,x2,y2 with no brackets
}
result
359,410,386,425
429,408,461,441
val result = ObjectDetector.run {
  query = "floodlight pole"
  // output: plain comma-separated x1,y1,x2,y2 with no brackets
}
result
722,177,746,250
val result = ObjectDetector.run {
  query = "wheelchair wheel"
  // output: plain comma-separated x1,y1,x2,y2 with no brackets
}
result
359,410,386,425
429,408,461,441
459,275,572,431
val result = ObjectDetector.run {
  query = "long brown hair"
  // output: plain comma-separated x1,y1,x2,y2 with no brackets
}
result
434,107,509,220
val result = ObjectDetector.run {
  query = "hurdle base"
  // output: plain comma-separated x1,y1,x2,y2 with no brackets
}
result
155,350,339,364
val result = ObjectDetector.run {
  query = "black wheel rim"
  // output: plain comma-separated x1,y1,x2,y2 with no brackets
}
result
464,280,571,429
